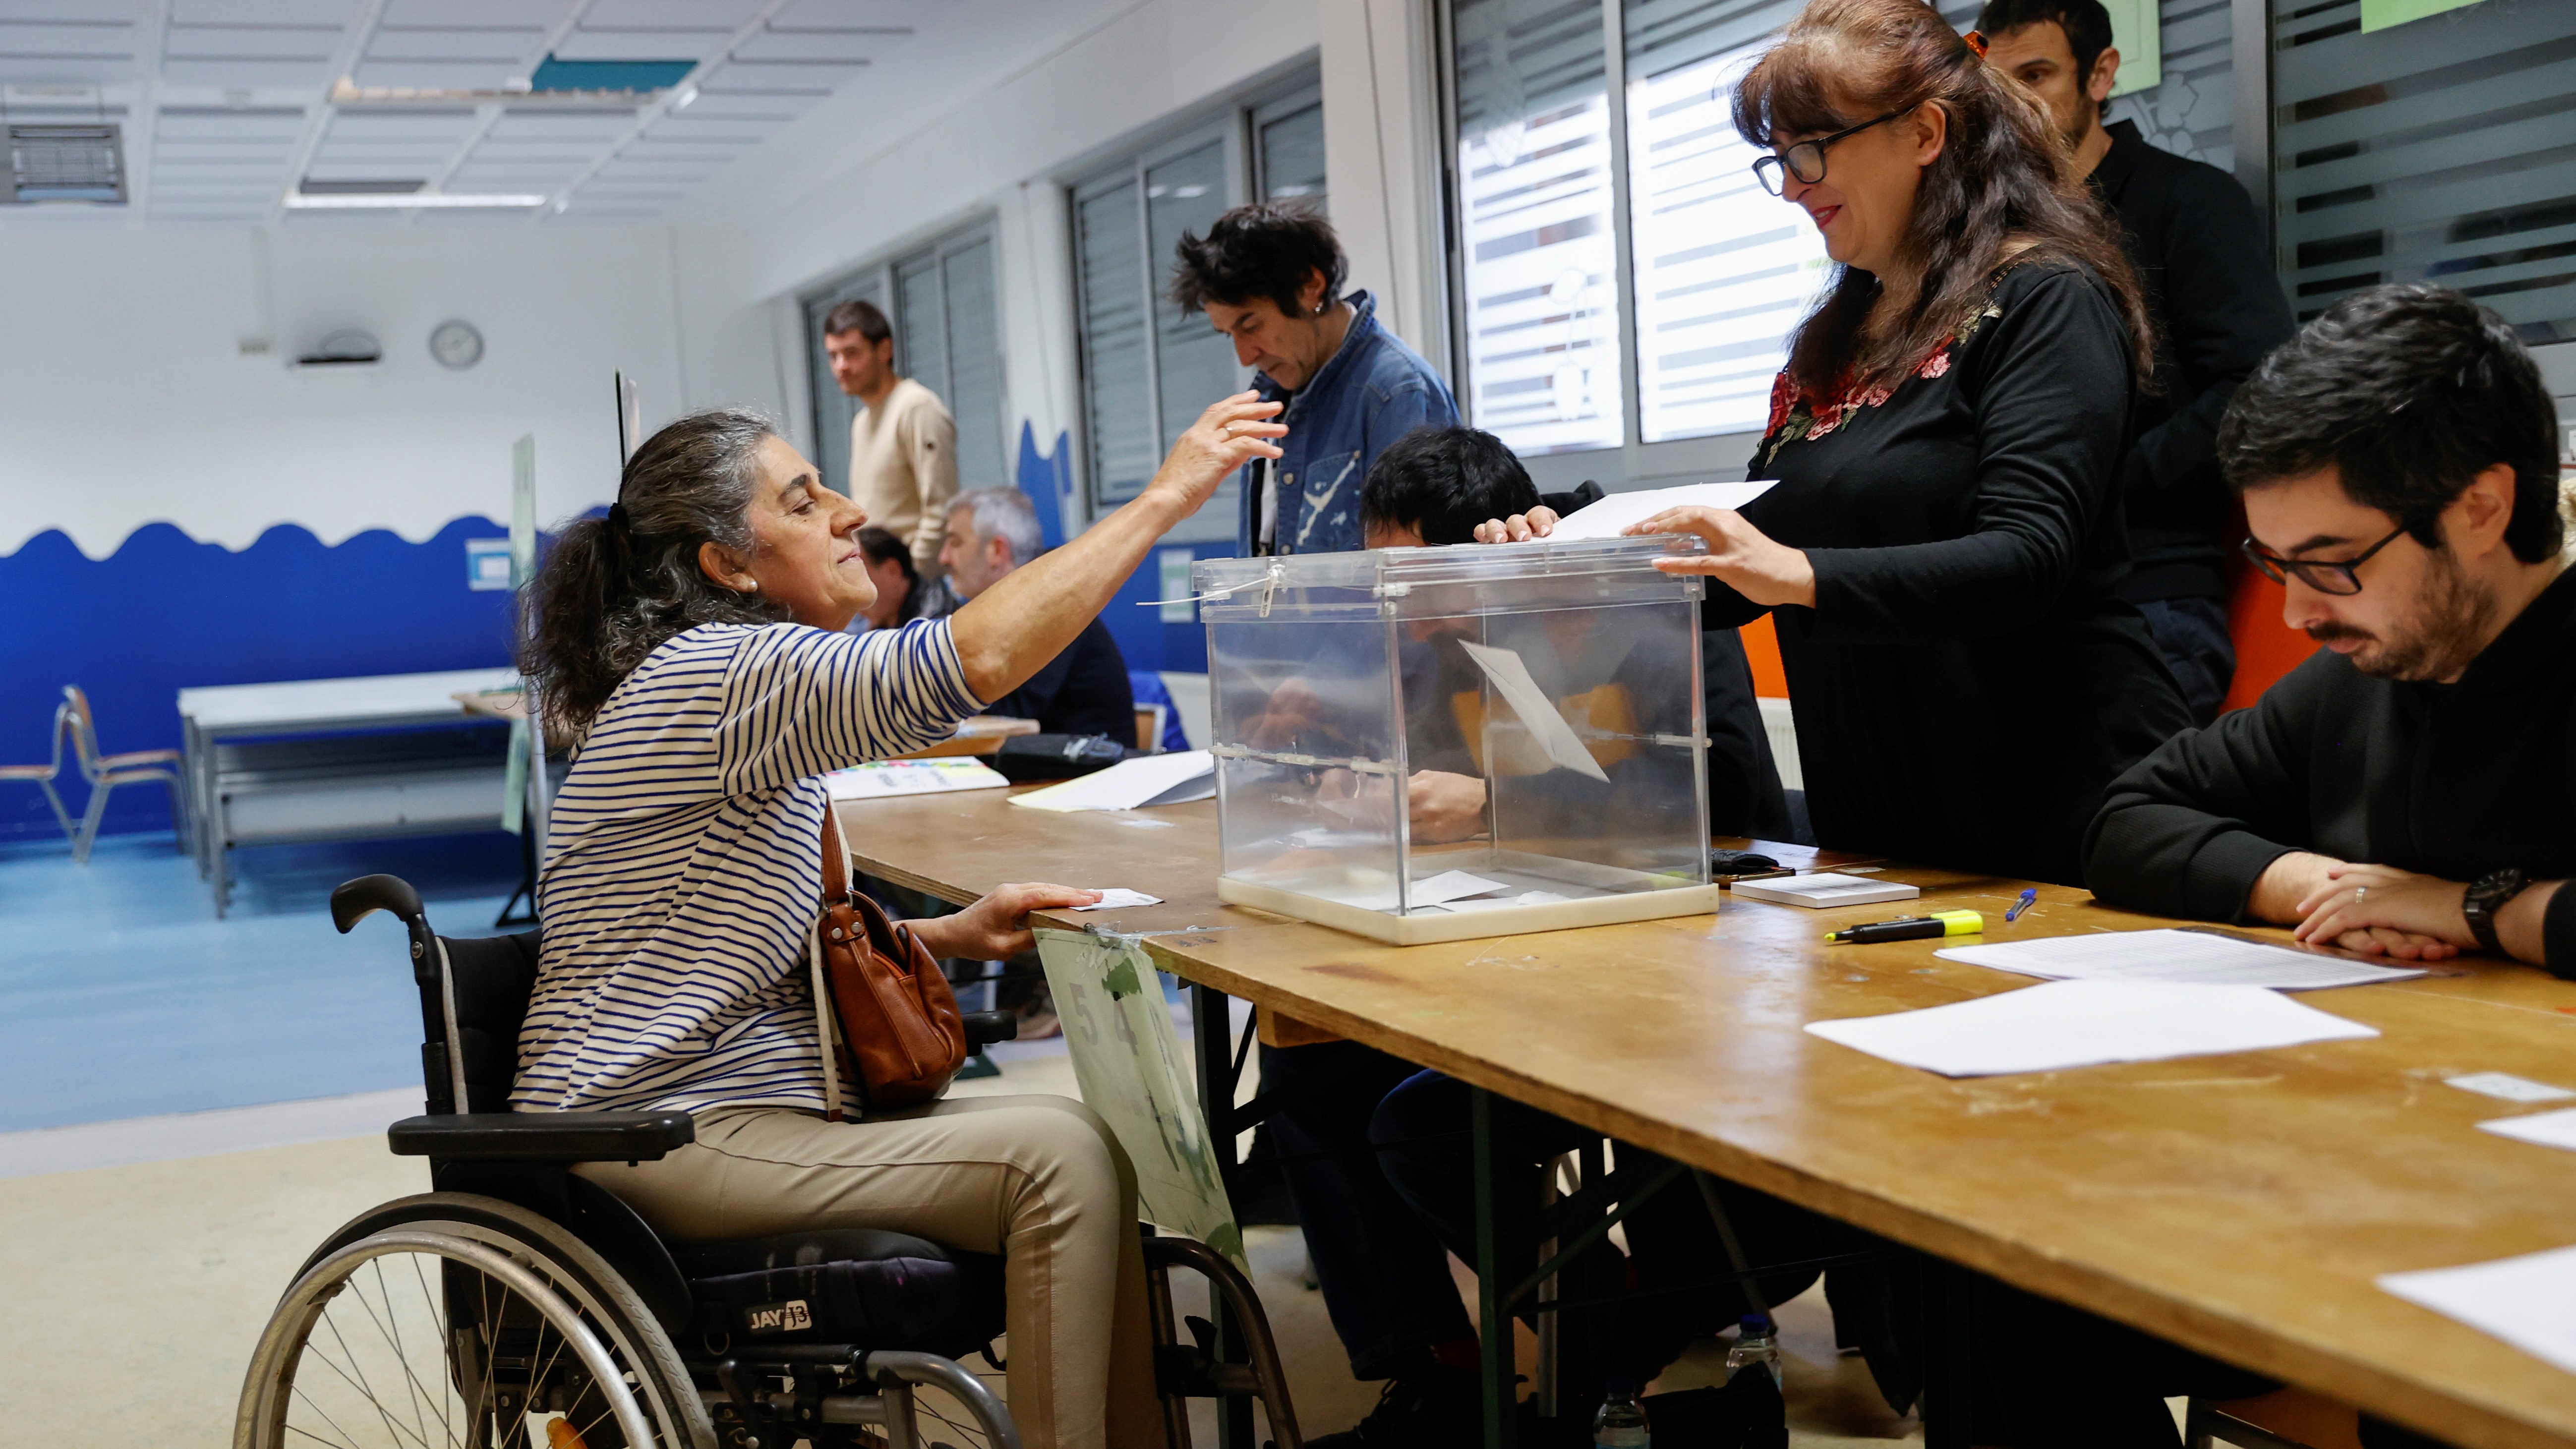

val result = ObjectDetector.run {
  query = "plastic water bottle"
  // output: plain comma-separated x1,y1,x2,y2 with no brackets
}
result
1592,1375,1651,1447
1726,1313,1783,1389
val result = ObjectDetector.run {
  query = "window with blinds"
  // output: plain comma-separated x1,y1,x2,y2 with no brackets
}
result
2271,0,2575,343
1069,77,1324,524
802,224,1009,499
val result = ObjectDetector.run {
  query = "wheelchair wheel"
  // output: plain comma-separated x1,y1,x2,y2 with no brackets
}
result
237,1192,716,1449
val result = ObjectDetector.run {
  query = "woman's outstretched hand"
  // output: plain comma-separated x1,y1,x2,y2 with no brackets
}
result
1625,506,1817,608
906,883,1103,962
1472,506,1561,543
1141,392,1287,518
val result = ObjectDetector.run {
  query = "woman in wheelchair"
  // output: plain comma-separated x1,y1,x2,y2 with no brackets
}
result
494,400,1281,1449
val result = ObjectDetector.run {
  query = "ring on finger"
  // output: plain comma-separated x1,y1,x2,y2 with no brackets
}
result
2354,885,2368,906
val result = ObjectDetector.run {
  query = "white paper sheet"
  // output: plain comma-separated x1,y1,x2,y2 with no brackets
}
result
1458,640,1610,782
1732,872,1920,908
1935,927,2424,990
1072,888,1165,911
1542,481,1779,540
2478,1107,2576,1152
824,758,1012,801
1007,750,1214,813
2449,1072,2576,1103
2379,1243,2576,1377
1803,979,2378,1078
1408,869,1511,907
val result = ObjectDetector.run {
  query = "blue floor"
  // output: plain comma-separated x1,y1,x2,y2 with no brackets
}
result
0,828,525,1132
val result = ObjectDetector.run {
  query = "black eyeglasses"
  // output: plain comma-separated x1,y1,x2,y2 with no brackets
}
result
2240,521,2416,596
1751,108,1911,196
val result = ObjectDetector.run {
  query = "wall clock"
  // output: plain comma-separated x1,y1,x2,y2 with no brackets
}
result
430,319,484,370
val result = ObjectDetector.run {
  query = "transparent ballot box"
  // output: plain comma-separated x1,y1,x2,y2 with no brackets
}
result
1196,536,1721,944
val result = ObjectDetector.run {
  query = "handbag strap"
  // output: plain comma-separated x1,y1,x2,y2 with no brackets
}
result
812,797,851,1123
820,802,852,908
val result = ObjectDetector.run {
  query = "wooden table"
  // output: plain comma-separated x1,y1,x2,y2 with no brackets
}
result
837,788,2576,1449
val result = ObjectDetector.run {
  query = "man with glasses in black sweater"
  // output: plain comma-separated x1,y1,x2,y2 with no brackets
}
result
1980,283,2568,1449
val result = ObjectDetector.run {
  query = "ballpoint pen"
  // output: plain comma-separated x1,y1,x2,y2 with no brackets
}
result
2005,887,2037,923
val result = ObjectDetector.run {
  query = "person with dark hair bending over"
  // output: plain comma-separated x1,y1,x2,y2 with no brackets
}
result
2005,287,2574,1449
514,393,1284,1449
848,523,956,631
1979,0,2296,723
1483,0,2187,890
1171,202,1459,556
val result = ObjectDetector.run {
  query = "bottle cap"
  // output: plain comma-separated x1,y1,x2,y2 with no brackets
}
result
1740,1313,1771,1332
1603,1374,1638,1395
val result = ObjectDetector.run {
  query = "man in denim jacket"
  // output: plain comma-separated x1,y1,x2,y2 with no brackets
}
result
1171,203,1460,558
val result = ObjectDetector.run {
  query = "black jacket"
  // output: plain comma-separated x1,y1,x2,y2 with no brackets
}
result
2084,565,2576,974
987,615,1135,743
2091,120,2296,605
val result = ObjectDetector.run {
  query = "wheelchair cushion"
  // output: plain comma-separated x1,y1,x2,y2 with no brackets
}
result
672,1228,1006,1358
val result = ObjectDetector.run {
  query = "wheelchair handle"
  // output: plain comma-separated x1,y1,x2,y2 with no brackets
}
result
333,873,426,935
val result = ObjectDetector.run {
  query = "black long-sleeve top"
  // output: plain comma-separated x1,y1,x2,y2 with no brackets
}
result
1722,260,2191,885
2093,120,2298,605
2083,566,2576,974
986,615,1135,742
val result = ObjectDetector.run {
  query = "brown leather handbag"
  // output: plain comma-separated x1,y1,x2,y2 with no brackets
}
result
806,810,968,1119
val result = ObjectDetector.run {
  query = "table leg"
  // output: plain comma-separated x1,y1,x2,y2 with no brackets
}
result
1919,1256,1976,1449
1471,1087,1520,1449
1191,982,1256,1449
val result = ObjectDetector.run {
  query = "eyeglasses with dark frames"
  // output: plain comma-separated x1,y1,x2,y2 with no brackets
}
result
2240,521,2417,596
1750,108,1912,196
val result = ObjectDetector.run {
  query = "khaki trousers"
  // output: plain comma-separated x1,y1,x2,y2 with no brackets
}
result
578,1094,1161,1449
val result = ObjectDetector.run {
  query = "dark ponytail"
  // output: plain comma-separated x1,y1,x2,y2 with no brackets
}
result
519,407,790,741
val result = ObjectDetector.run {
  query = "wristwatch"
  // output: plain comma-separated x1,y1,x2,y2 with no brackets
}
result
2462,867,2531,954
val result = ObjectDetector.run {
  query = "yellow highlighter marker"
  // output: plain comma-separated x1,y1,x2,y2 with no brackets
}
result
1825,909,1984,944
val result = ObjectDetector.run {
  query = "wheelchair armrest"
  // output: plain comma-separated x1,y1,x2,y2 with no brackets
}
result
962,1010,1017,1050
389,1110,695,1162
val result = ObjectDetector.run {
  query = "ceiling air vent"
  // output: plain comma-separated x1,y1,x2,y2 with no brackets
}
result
4,123,125,204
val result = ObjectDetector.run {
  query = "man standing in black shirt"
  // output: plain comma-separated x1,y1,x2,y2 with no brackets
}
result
1981,0,2298,722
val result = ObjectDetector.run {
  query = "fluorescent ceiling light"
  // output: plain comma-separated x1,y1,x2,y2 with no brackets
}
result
283,192,548,210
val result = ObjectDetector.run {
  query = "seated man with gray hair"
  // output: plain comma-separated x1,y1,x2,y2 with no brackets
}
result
938,486,1136,741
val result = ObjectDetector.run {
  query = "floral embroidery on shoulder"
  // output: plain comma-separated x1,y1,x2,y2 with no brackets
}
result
1752,293,2007,470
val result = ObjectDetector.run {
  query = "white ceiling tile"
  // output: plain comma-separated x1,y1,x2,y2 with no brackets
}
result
485,110,635,142
667,90,812,120
150,155,290,172
0,53,131,84
161,58,339,87
366,27,543,63
595,160,711,181
324,111,477,142
579,0,766,30
164,23,341,60
446,165,578,189
0,0,144,20
154,108,306,140
0,20,133,58
644,116,773,145
731,27,885,63
350,58,518,89
698,58,860,94
766,0,918,28
382,0,578,26
170,0,360,24
550,28,724,62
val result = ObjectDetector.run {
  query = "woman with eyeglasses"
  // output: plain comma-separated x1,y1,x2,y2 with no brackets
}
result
1482,0,2189,886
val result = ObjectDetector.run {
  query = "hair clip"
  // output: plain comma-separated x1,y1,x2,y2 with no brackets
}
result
1961,28,1990,58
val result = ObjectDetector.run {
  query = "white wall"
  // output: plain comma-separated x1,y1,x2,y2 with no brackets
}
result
0,222,682,558
663,0,1458,529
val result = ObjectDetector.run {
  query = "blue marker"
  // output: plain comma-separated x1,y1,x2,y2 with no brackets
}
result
2004,887,2037,923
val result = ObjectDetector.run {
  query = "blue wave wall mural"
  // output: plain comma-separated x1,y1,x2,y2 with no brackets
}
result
0,517,518,840
1015,422,1214,679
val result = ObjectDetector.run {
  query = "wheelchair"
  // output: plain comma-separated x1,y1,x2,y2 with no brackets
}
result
235,873,1304,1449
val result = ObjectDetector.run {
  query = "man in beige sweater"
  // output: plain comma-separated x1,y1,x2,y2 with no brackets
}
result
823,298,958,575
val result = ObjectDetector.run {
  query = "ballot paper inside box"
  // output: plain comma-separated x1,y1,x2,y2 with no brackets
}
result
1194,535,1723,944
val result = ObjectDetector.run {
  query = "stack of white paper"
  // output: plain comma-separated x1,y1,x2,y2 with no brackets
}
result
1008,750,1215,813
1803,979,2378,1078
1542,481,1779,540
2380,1243,2576,1376
1936,928,2425,990
825,758,1012,801
1733,872,1919,908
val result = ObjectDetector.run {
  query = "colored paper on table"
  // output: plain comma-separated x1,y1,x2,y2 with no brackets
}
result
825,758,1011,801
1542,481,1778,540
2380,1243,2576,1376
1459,641,1609,782
1936,927,2423,990
1803,979,2378,1078
1034,928,1243,1267
1008,750,1215,812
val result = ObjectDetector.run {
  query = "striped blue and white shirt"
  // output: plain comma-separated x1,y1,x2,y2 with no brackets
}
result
512,619,983,1114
